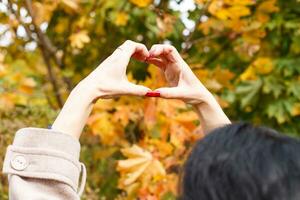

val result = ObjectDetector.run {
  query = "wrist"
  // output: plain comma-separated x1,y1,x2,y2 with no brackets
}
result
192,92,231,134
51,82,97,139
75,80,101,103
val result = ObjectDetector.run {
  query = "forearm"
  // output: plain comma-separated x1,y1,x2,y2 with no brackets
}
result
194,94,231,134
51,82,97,139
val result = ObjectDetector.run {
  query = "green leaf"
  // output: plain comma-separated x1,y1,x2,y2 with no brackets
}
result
236,79,262,109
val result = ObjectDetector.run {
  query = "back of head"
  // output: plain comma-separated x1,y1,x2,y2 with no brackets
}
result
181,122,300,200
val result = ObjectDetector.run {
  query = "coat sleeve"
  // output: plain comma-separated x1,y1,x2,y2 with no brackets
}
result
2,128,86,200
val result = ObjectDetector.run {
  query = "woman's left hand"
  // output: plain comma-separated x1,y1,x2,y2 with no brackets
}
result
79,40,151,100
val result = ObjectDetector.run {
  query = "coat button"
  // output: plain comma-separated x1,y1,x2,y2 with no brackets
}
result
10,155,28,171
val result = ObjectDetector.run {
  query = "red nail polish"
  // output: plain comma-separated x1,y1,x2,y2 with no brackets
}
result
145,92,160,97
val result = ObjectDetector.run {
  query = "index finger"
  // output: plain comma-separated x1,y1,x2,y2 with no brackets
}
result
149,44,182,63
113,40,149,60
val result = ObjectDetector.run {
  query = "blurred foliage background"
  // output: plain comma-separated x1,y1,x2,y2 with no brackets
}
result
1,0,300,199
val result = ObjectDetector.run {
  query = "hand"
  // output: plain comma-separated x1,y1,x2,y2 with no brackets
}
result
52,40,151,138
146,44,212,104
79,40,151,100
146,44,230,133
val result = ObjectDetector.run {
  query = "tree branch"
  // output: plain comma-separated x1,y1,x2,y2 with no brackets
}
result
181,1,210,54
23,0,64,107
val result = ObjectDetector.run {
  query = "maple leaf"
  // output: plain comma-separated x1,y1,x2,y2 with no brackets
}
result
240,57,273,81
19,77,37,94
0,64,6,78
69,30,91,49
224,0,256,6
115,12,129,26
61,0,79,11
240,66,257,81
87,113,118,145
117,145,166,188
32,2,57,25
252,57,273,75
130,0,152,8
258,0,279,13
292,103,300,116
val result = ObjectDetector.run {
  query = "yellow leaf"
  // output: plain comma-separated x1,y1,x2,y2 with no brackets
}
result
292,103,300,116
0,63,6,77
208,0,224,16
130,0,152,7
252,57,273,74
240,66,257,81
19,77,36,94
69,30,90,49
211,66,235,88
194,0,209,4
115,12,129,26
224,0,256,6
121,145,152,159
61,0,79,10
0,93,16,110
257,0,279,13
240,57,273,81
87,113,117,145
32,2,56,25
156,14,176,37
117,145,166,188
148,139,174,157
214,8,231,20
54,18,68,34
227,6,251,19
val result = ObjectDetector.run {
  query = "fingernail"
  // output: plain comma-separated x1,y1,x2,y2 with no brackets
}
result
145,92,160,97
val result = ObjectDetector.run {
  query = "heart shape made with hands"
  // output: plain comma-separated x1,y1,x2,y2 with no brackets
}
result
89,40,207,105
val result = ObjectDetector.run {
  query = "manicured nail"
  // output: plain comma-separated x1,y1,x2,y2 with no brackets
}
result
145,92,160,97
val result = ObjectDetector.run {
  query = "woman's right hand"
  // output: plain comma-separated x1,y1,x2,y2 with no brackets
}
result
146,44,231,133
52,40,151,138
79,40,151,100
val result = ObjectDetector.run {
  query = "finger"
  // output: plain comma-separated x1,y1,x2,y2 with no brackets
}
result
108,41,149,74
132,43,150,61
149,44,181,63
120,40,149,58
124,82,152,96
153,87,183,99
145,57,166,69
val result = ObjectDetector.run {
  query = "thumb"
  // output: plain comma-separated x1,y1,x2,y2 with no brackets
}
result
125,83,152,96
154,87,183,99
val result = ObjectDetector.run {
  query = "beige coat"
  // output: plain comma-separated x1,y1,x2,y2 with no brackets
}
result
2,128,86,199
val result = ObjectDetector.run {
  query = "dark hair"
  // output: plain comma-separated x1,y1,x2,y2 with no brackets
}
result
181,122,300,200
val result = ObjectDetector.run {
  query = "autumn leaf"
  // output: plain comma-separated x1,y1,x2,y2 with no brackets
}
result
258,0,279,13
292,103,300,116
194,0,208,4
240,57,273,81
130,0,152,7
252,57,273,74
61,0,79,11
32,2,57,25
87,113,118,145
240,66,257,81
224,0,256,6
117,145,166,188
69,30,91,49
227,6,251,19
156,14,176,37
19,77,37,94
115,12,129,26
208,0,224,16
0,63,6,78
